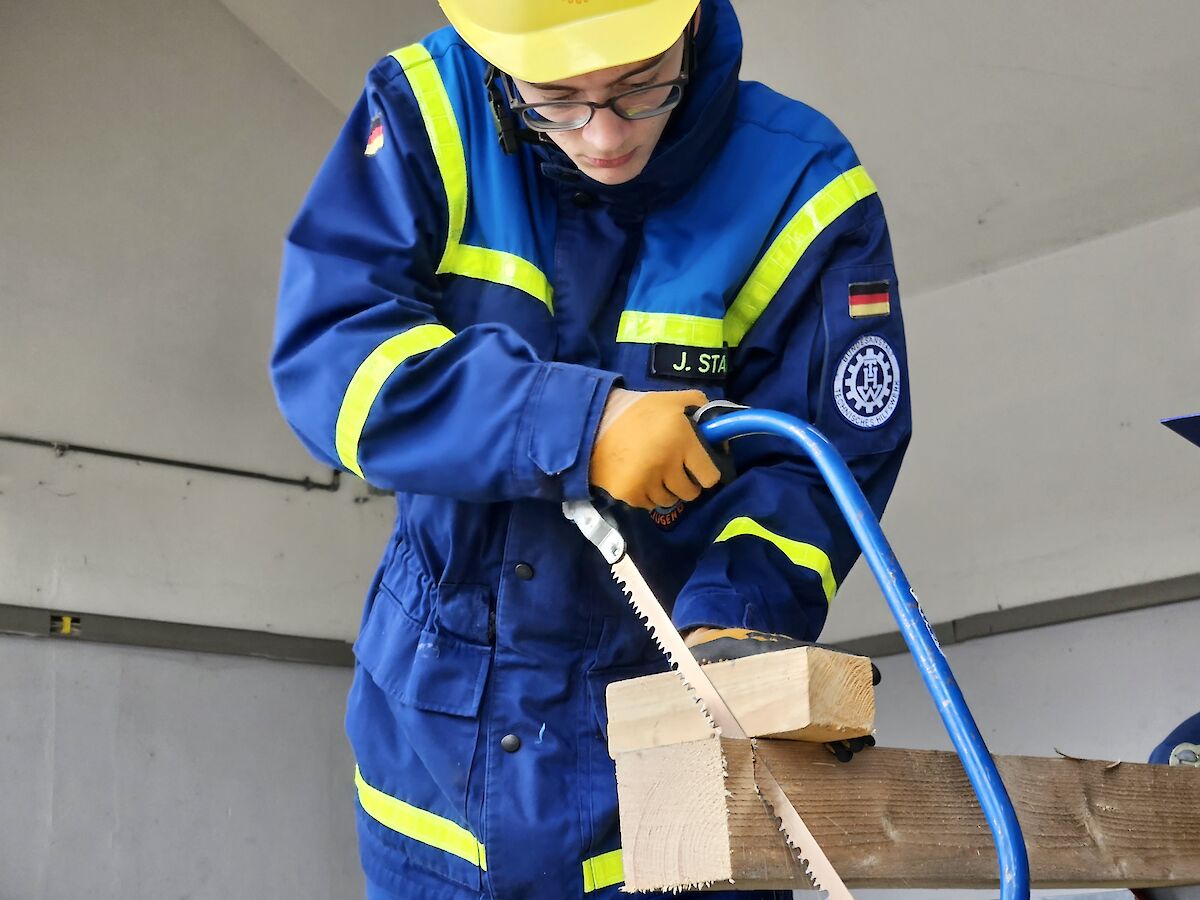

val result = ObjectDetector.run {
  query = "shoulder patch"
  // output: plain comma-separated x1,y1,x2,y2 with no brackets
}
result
834,334,900,428
364,115,384,157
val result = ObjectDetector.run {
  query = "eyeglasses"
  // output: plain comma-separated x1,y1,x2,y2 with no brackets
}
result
502,26,693,133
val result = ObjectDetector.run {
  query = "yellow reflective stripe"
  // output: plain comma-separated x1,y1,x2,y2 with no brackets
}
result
354,767,487,870
615,310,725,347
582,849,624,893
391,44,466,253
714,516,837,602
443,243,554,313
725,166,877,348
391,44,553,312
335,323,454,478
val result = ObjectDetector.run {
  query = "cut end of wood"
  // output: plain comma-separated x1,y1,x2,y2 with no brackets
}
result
615,736,811,893
614,736,734,892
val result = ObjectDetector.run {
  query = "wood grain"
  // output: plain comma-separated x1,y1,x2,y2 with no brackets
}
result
615,739,1200,891
614,736,810,892
605,645,875,756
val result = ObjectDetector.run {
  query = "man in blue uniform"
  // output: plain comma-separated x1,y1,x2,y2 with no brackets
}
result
272,0,911,896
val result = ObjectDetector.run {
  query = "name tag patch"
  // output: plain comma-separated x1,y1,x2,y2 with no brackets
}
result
650,344,728,382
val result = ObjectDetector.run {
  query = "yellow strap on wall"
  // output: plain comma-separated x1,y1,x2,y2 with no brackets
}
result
335,323,454,478
392,44,553,312
355,766,488,871
614,310,725,347
714,516,838,602
582,849,624,893
725,166,877,348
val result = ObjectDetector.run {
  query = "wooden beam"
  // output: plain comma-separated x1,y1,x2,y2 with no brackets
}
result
604,645,875,756
613,737,1200,892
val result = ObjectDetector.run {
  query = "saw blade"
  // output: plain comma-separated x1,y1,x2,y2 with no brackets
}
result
609,555,854,899
611,556,745,738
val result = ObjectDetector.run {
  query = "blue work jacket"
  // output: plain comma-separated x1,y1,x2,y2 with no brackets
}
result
272,1,910,896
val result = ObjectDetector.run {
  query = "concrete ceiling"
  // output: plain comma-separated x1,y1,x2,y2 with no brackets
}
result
220,0,1200,294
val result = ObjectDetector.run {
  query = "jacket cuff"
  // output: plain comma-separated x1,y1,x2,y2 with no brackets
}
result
672,586,825,641
523,362,620,501
672,589,761,635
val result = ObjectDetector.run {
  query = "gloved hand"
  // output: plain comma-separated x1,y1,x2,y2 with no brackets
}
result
685,626,880,763
589,388,722,510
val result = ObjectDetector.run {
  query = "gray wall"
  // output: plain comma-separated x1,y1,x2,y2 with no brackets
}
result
0,0,393,638
0,634,361,900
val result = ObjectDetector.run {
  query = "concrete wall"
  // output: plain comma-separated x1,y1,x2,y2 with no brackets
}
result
0,634,361,900
0,0,393,639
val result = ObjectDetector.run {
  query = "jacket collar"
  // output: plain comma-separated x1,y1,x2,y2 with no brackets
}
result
530,0,742,214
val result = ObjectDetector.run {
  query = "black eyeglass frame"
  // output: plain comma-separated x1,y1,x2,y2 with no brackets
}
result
501,27,693,133
484,16,696,154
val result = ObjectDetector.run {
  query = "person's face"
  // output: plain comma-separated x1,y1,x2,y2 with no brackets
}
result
511,32,687,186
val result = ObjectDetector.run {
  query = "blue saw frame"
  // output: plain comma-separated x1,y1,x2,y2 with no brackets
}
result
700,407,1031,900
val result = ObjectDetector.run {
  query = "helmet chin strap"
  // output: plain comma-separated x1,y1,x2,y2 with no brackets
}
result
484,66,544,155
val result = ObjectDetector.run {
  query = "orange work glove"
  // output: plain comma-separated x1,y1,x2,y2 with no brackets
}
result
589,388,721,510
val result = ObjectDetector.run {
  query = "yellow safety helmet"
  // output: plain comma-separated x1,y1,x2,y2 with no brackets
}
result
436,0,700,84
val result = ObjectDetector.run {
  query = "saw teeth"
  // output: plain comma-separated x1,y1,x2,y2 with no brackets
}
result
777,831,821,889
610,568,721,734
587,523,850,898
754,789,824,893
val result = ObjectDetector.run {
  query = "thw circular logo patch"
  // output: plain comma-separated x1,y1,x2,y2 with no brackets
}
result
834,335,900,429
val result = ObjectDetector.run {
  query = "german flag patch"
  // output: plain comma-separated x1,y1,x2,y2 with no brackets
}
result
848,280,891,319
364,115,384,157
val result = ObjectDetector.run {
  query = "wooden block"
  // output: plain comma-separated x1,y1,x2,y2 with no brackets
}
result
615,735,811,892
614,738,1200,892
605,645,875,756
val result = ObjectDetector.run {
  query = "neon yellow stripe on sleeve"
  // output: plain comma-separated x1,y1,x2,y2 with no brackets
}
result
725,166,877,347
335,323,454,479
714,516,838,602
443,243,554,313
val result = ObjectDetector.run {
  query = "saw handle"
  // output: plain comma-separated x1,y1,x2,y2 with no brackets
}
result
686,401,744,485
695,406,1031,900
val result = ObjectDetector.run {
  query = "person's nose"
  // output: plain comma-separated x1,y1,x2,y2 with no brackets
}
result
580,106,631,156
